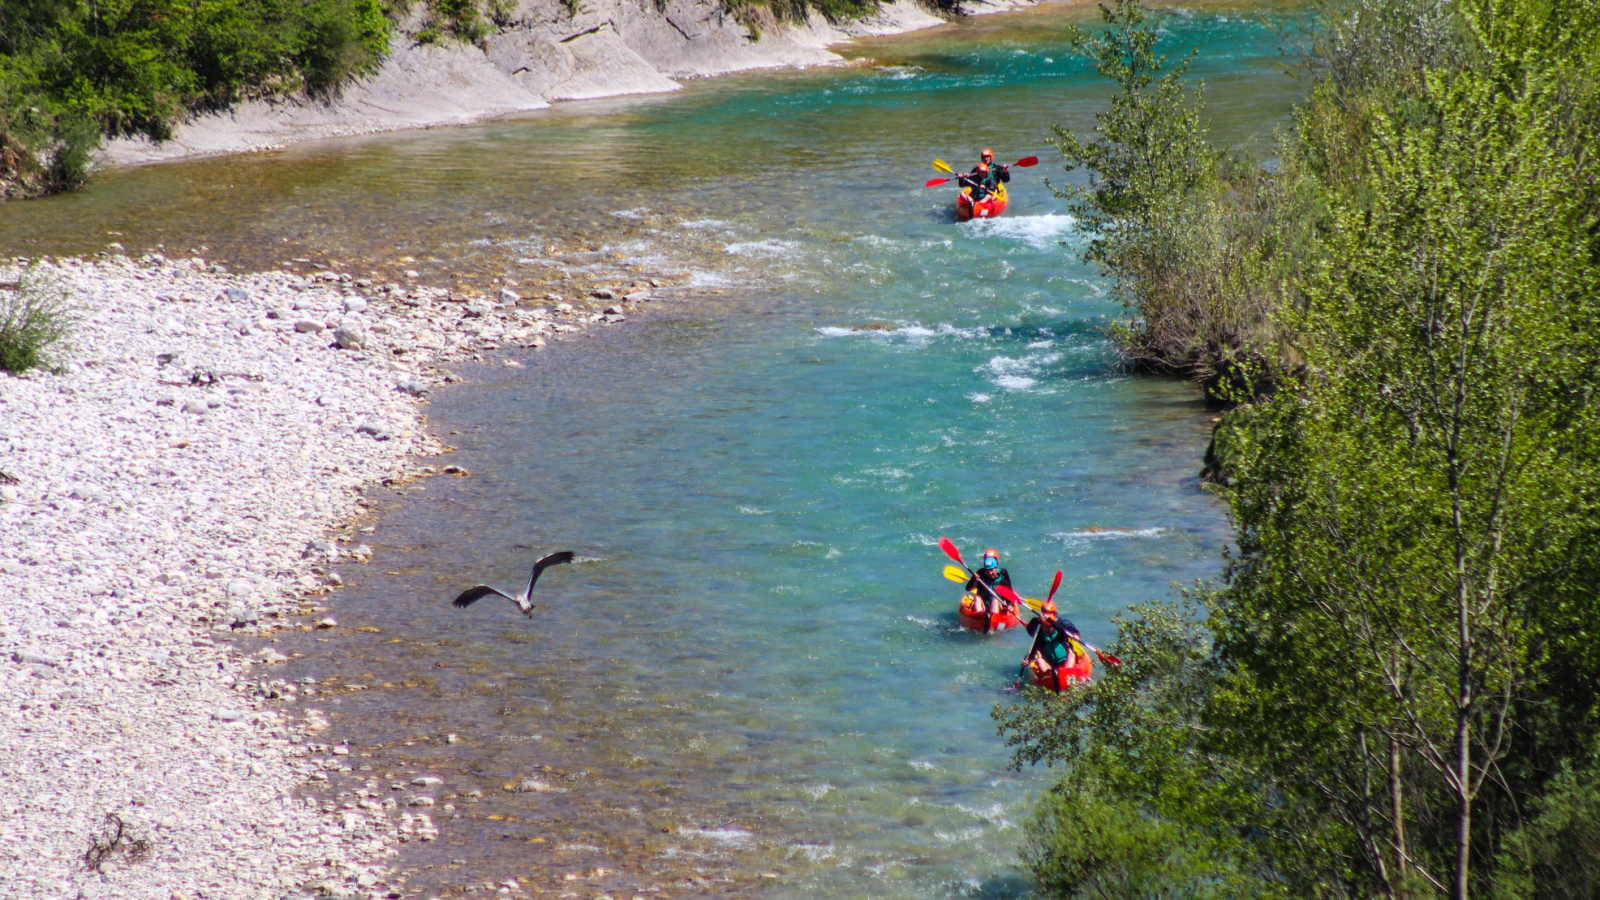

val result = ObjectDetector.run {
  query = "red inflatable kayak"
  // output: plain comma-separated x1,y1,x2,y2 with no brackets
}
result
958,594,1023,632
956,182,1008,221
1024,651,1093,692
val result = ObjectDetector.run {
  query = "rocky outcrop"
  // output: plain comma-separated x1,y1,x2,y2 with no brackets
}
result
100,0,981,167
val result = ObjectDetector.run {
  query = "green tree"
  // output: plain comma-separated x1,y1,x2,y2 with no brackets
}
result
1010,0,1600,897
1049,0,1307,401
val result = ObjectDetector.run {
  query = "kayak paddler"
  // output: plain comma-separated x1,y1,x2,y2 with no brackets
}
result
967,148,1011,197
958,163,995,202
965,547,1016,617
1023,599,1085,686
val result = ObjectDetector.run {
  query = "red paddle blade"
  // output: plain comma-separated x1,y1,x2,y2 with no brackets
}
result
1095,649,1123,668
996,584,1024,605
925,177,953,187
938,537,964,566
1047,570,1063,603
1012,155,1039,168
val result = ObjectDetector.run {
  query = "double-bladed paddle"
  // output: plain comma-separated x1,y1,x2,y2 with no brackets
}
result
925,156,1039,187
1018,594,1123,669
938,537,1024,634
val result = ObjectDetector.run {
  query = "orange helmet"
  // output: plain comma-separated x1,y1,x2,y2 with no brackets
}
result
980,148,994,160
976,163,990,173
981,548,1000,570
1041,598,1058,620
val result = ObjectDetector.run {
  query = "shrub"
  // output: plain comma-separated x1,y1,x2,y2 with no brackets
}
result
0,264,77,373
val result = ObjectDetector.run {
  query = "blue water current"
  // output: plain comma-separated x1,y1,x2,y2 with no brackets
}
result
1,4,1304,896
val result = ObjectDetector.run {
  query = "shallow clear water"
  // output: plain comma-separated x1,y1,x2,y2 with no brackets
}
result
3,3,1304,896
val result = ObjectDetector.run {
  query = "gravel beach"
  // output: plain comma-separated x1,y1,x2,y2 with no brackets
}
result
0,252,637,898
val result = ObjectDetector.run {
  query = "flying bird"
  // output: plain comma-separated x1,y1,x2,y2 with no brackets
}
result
451,551,575,617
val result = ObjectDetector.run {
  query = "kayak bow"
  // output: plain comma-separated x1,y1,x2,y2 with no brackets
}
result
957,592,1024,632
956,182,1007,221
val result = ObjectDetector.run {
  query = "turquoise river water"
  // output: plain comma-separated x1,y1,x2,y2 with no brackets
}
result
2,3,1305,896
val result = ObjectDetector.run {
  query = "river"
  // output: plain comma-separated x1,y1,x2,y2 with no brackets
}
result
1,3,1302,896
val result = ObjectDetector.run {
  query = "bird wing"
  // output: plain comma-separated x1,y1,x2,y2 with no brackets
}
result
452,585,513,608
525,550,576,596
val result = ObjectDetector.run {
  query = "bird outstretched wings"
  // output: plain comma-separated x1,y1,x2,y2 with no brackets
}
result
451,584,513,609
524,550,575,594
451,551,576,616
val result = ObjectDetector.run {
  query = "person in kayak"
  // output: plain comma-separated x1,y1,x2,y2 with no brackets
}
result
965,547,1016,617
958,163,996,202
1024,599,1085,685
967,148,1011,197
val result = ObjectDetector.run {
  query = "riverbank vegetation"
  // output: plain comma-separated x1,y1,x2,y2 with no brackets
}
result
0,264,77,373
1001,0,1600,897
0,0,943,200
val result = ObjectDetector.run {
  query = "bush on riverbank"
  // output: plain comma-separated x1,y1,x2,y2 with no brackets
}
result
0,0,932,199
0,265,77,373
1006,0,1600,896
0,0,391,198
1047,0,1311,401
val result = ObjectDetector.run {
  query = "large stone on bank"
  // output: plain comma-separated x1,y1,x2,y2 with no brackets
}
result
215,287,249,303
294,319,325,334
334,323,367,350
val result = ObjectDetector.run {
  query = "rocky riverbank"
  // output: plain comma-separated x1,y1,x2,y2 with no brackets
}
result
101,0,1042,168
0,251,650,898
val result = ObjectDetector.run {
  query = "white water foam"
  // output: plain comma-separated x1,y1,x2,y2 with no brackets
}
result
685,269,733,288
724,239,800,257
876,65,924,79
983,354,1055,392
813,322,986,346
737,505,773,516
787,843,838,862
679,218,731,230
962,213,1080,251
801,782,835,800
679,826,755,846
1050,527,1168,543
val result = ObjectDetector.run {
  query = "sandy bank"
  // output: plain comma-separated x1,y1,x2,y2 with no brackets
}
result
0,253,646,898
101,0,1042,168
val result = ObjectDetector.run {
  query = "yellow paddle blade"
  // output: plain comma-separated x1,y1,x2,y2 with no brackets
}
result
943,565,968,583
1023,598,1044,611
932,159,954,174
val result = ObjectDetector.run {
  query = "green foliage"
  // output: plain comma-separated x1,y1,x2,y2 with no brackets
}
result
1,0,392,198
415,0,495,44
1015,0,1600,896
996,599,1294,899
0,265,77,373
1048,0,1301,401
1027,774,1268,900
1489,746,1600,900
720,0,889,27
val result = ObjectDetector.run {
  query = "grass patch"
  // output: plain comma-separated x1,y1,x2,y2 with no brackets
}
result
0,264,77,374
